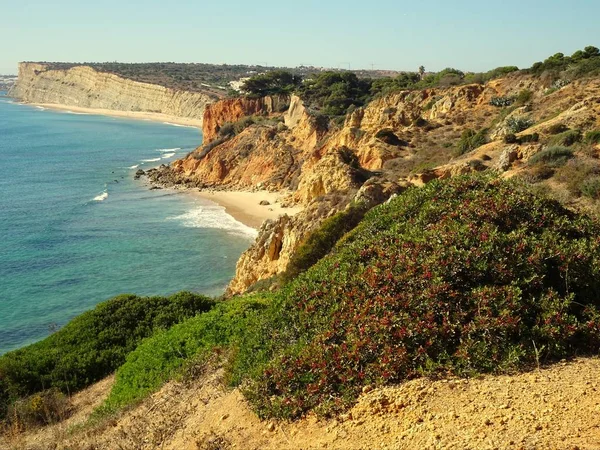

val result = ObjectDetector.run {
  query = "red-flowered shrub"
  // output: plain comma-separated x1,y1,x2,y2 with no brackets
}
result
247,175,600,418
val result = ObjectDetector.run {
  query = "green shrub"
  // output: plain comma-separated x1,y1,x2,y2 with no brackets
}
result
217,122,235,137
528,146,574,167
520,165,555,183
0,292,214,419
555,159,600,197
529,46,599,78
505,133,539,144
546,123,569,135
456,129,487,156
506,116,534,133
519,133,540,144
581,177,600,200
584,130,600,144
297,72,373,117
100,296,268,413
242,70,302,97
549,130,582,147
515,89,533,105
249,175,600,419
282,204,369,283
490,97,514,107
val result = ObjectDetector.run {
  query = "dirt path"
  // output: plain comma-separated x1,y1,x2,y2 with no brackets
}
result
4,358,600,450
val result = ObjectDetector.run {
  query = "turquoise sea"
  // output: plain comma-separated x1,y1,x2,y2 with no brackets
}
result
0,93,256,355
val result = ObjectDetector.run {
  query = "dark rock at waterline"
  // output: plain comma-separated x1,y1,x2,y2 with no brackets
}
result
149,186,163,190
259,200,271,206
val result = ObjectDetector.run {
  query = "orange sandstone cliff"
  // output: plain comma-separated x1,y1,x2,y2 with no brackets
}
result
150,74,600,295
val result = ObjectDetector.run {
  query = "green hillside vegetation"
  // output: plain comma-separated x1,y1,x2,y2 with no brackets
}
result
237,45,598,120
0,292,214,421
92,175,600,422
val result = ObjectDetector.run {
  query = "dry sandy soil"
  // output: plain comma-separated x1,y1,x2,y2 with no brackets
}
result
3,358,600,450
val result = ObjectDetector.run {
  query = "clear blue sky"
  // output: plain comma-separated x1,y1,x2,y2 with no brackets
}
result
1,0,598,74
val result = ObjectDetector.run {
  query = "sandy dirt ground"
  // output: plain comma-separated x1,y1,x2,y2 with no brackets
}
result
4,357,600,450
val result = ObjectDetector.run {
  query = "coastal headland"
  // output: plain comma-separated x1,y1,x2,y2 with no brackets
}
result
4,50,600,449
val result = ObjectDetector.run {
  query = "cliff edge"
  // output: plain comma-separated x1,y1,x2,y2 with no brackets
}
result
9,63,216,125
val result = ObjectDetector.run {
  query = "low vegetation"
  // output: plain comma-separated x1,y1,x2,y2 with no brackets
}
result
506,116,534,133
529,146,574,167
241,70,302,97
77,176,600,423
549,129,582,147
100,296,268,413
455,129,487,155
281,204,369,283
585,130,600,144
0,292,214,420
529,46,600,79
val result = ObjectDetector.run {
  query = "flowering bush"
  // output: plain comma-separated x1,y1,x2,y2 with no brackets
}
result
248,175,600,418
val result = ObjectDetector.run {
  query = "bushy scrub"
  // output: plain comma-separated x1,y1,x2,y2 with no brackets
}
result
529,146,574,167
549,130,582,147
584,130,600,144
297,72,373,117
555,159,600,197
7,389,70,429
282,204,369,283
101,296,268,412
490,96,514,107
580,177,600,200
0,292,214,419
248,175,600,419
506,116,534,133
455,129,487,155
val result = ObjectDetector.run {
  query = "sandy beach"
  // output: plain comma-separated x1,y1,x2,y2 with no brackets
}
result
194,190,303,229
30,103,204,129
30,102,296,230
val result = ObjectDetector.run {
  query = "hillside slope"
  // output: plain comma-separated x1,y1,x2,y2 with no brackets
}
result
148,71,600,294
6,358,600,449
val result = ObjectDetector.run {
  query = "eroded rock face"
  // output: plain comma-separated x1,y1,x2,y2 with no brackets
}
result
202,95,290,143
160,76,600,295
10,63,214,123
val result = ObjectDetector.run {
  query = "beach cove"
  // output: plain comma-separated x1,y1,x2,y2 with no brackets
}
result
0,94,257,355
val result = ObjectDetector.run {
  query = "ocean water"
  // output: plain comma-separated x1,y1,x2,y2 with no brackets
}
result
0,94,256,355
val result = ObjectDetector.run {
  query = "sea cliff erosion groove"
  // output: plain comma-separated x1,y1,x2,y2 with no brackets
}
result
10,63,215,125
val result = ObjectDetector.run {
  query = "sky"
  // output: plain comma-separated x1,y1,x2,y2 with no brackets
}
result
0,0,598,75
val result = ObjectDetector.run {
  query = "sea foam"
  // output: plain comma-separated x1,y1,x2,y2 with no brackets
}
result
163,122,196,129
157,147,182,152
161,152,176,159
93,191,109,202
167,205,257,238
141,158,161,162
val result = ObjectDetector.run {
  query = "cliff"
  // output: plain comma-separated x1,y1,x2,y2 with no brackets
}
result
149,73,600,294
9,63,215,124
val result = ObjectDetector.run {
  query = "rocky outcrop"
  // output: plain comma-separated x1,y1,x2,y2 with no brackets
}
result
157,75,600,295
9,63,214,123
226,194,349,295
202,95,289,143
